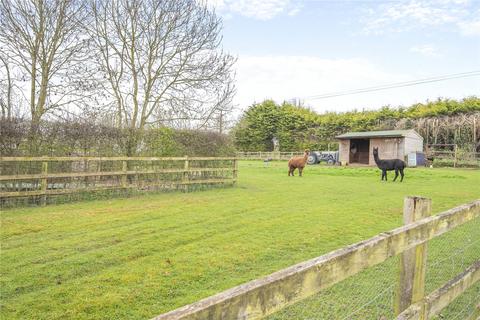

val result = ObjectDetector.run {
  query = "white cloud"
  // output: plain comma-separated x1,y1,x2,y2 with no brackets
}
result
210,0,302,20
287,7,301,16
362,0,479,36
458,18,480,36
234,55,408,111
409,44,442,57
232,55,479,113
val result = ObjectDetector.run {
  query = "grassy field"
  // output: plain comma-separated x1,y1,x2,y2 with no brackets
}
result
1,161,479,319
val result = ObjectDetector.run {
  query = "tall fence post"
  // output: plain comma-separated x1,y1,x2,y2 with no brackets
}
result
394,196,432,317
40,161,48,206
183,156,189,192
121,160,127,188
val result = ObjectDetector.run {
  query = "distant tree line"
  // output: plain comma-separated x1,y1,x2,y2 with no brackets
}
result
233,97,480,152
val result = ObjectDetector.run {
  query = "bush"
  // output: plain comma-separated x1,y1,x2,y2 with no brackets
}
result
141,128,235,156
0,118,234,157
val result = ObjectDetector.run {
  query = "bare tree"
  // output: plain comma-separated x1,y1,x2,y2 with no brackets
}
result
202,104,238,134
0,49,13,120
90,0,236,155
0,0,95,154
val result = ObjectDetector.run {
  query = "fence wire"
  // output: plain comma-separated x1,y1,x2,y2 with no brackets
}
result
428,217,480,320
0,158,236,208
431,282,479,320
266,255,399,320
267,216,479,320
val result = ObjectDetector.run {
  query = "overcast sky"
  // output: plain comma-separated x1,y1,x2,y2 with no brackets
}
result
211,0,480,114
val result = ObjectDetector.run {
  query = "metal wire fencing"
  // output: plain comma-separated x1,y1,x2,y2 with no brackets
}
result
266,214,480,320
151,198,479,320
0,157,237,208
266,255,400,320
427,217,480,320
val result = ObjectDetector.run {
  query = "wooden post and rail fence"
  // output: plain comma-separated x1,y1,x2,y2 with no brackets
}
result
424,144,480,168
235,151,305,160
153,197,480,320
0,156,237,203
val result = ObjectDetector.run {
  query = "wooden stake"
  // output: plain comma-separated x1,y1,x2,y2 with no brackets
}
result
473,116,476,153
183,156,189,192
454,144,457,168
233,158,238,185
40,161,48,206
121,160,127,188
394,196,432,317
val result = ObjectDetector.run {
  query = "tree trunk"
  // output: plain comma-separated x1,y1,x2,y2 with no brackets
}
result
125,128,141,157
28,115,42,155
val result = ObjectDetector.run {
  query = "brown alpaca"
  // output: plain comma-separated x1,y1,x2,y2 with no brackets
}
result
288,150,310,176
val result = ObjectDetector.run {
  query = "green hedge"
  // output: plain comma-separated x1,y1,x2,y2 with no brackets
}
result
0,119,235,157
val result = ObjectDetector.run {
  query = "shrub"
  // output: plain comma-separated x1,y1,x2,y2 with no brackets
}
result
0,118,234,157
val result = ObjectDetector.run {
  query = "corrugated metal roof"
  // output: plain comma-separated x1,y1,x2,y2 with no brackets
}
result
336,129,420,139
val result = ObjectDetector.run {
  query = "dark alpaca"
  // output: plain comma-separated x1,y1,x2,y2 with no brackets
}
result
372,147,405,182
288,149,310,177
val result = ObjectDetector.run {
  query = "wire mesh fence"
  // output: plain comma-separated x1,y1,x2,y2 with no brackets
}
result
266,216,480,320
150,198,478,320
267,255,400,320
426,216,480,293
430,282,479,320
0,157,237,208
427,217,480,320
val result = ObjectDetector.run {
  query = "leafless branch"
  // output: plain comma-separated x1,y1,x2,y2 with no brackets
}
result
90,0,236,154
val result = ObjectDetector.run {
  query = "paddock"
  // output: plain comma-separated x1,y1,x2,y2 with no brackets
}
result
337,129,424,166
1,161,479,319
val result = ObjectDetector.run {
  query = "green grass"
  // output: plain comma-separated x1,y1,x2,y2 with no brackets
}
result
1,161,479,319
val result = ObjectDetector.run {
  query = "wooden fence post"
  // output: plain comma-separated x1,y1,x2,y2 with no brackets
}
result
233,158,238,185
453,145,458,168
40,161,48,206
394,196,432,317
83,159,89,188
122,160,127,188
183,156,189,192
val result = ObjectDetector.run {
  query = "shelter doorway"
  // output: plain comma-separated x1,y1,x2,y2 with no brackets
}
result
349,139,370,164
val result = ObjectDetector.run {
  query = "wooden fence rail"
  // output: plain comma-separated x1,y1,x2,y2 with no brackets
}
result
0,156,237,202
152,198,480,320
397,261,480,320
235,152,304,161
426,150,480,168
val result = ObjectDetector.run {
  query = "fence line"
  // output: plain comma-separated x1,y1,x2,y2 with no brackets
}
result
0,156,236,161
0,156,237,203
426,150,480,168
152,198,480,320
236,150,480,167
236,152,304,160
